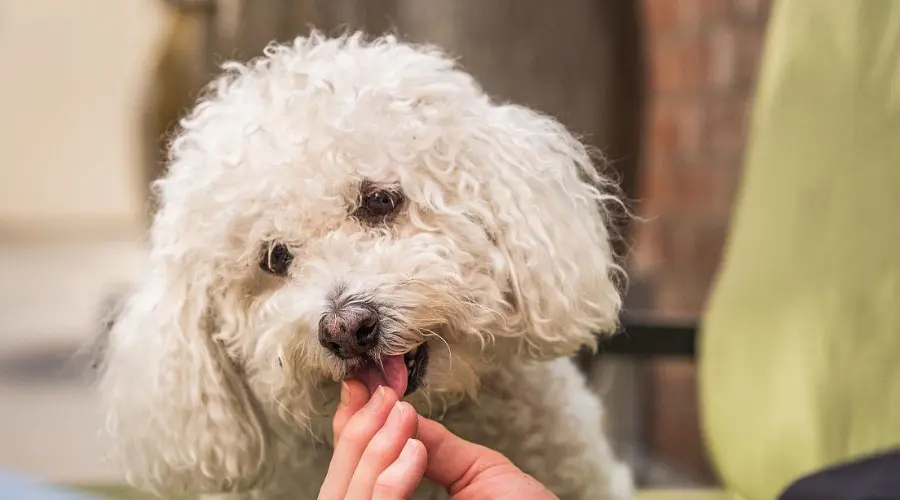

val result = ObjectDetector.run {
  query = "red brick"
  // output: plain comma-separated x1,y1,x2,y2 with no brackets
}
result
701,0,731,20
648,39,709,93
735,27,767,87
639,160,739,217
642,0,681,38
732,0,772,22
657,217,701,268
655,268,708,317
665,217,730,294
677,0,705,32
663,166,704,214
647,217,730,311
658,217,694,269
675,167,717,212
642,0,704,39
707,20,768,90
647,99,705,162
696,165,741,214
707,23,738,88
637,0,773,482
630,221,664,276
637,158,667,215
693,219,729,284
704,95,750,157
711,161,743,214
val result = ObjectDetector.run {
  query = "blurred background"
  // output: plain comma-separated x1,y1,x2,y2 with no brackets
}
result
0,0,772,490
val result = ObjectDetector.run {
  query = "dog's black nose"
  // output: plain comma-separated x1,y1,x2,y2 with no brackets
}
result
318,305,379,359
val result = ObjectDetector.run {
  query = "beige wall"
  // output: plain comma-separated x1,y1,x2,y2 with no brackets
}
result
0,0,166,238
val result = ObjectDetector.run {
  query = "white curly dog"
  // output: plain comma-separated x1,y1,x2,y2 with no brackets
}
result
97,32,634,499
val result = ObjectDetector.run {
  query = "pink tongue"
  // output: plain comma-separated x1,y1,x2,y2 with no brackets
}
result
352,355,408,397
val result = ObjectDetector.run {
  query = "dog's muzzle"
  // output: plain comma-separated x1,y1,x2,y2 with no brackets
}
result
318,302,380,359
318,296,429,397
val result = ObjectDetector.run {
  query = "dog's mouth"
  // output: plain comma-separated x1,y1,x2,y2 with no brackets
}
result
350,344,429,397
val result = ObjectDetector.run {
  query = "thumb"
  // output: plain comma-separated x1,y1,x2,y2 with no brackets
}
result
415,416,514,494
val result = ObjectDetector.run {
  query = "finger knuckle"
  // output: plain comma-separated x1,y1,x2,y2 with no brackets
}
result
366,434,398,458
339,420,376,445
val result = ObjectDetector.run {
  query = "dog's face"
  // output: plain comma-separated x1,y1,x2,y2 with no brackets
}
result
99,33,622,495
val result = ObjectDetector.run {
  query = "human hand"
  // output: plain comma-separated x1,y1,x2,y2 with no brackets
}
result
318,380,425,499
321,379,557,500
413,415,557,500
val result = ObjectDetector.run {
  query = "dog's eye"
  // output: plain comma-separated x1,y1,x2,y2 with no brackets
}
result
356,189,404,222
260,243,293,276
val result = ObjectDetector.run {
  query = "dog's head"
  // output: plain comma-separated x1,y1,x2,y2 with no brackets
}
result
98,32,622,494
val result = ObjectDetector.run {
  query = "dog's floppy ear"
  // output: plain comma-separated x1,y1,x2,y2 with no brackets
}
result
97,248,270,495
477,104,623,358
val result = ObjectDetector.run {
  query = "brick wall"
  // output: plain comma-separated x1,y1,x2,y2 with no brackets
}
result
631,0,773,482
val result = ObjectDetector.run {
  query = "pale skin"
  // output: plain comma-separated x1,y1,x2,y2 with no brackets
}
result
319,379,558,500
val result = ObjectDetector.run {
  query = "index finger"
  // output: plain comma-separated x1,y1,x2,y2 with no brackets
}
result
319,386,399,500
333,379,369,444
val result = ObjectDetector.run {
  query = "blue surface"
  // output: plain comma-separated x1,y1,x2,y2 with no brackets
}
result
0,470,99,499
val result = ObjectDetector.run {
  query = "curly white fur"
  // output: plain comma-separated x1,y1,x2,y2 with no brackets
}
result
97,32,633,499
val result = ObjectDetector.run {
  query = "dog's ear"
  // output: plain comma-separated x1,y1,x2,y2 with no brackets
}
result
478,104,624,359
97,251,270,495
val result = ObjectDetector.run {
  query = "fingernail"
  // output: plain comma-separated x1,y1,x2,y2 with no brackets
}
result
397,439,419,462
339,381,350,406
388,401,405,426
368,385,386,407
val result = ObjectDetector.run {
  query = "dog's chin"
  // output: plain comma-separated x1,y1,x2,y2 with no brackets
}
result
346,343,430,397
